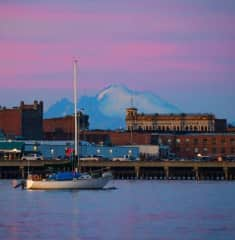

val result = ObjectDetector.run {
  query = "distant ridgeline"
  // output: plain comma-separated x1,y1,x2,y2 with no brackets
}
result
45,84,180,129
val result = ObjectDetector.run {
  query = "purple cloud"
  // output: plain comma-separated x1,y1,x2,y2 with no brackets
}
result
0,0,234,121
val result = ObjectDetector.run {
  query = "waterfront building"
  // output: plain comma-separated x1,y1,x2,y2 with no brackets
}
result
73,131,235,160
0,101,43,140
81,130,151,146
21,140,139,160
125,107,227,133
153,133,235,160
0,141,25,160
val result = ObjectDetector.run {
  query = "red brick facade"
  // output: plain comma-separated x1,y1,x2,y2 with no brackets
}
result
81,131,151,146
0,101,43,139
154,133,235,159
0,109,21,137
43,113,89,140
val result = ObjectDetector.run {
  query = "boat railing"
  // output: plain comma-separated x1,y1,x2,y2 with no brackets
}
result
89,167,112,178
29,174,42,181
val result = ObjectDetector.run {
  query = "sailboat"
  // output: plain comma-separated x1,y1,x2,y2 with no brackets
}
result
25,60,112,190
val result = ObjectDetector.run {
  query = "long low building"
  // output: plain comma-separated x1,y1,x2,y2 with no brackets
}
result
0,140,140,160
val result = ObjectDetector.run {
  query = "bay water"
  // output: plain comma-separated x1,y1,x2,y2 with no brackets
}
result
0,180,235,240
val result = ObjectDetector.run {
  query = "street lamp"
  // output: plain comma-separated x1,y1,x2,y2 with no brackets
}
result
109,149,113,160
50,148,54,159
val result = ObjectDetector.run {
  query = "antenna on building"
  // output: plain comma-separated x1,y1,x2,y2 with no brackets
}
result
130,94,134,108
130,94,134,145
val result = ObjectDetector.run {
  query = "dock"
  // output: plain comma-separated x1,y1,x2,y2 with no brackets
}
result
79,160,235,180
1,159,235,180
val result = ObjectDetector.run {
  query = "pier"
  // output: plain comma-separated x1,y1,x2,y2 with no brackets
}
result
79,160,235,180
0,160,70,179
1,159,235,180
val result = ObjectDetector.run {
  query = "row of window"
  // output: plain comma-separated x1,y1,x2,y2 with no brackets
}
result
129,125,213,132
176,147,235,154
163,138,235,144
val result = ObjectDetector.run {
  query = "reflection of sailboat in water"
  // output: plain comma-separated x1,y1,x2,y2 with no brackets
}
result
25,60,112,190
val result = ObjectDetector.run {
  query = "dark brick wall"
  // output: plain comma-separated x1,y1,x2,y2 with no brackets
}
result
43,114,89,139
0,109,21,137
215,119,227,132
0,101,43,140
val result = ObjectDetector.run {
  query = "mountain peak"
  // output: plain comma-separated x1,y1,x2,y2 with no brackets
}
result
97,84,129,101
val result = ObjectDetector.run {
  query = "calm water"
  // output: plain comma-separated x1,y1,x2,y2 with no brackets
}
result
0,180,235,240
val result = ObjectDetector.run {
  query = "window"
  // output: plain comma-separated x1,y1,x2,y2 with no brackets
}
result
211,138,216,145
231,148,235,154
203,148,208,152
221,148,225,154
212,148,217,154
176,138,181,143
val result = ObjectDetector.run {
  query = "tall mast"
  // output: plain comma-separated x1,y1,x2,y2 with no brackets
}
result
73,59,78,170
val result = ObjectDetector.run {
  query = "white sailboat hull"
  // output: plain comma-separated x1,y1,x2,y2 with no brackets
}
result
26,173,112,190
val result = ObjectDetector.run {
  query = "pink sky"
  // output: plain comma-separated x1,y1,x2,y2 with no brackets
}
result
0,0,235,121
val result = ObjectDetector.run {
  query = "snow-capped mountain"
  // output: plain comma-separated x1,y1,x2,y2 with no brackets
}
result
45,84,181,129
96,84,179,117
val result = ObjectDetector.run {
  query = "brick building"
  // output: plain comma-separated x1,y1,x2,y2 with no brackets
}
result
43,112,89,140
151,133,235,159
0,101,43,140
81,131,151,146
126,107,227,133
